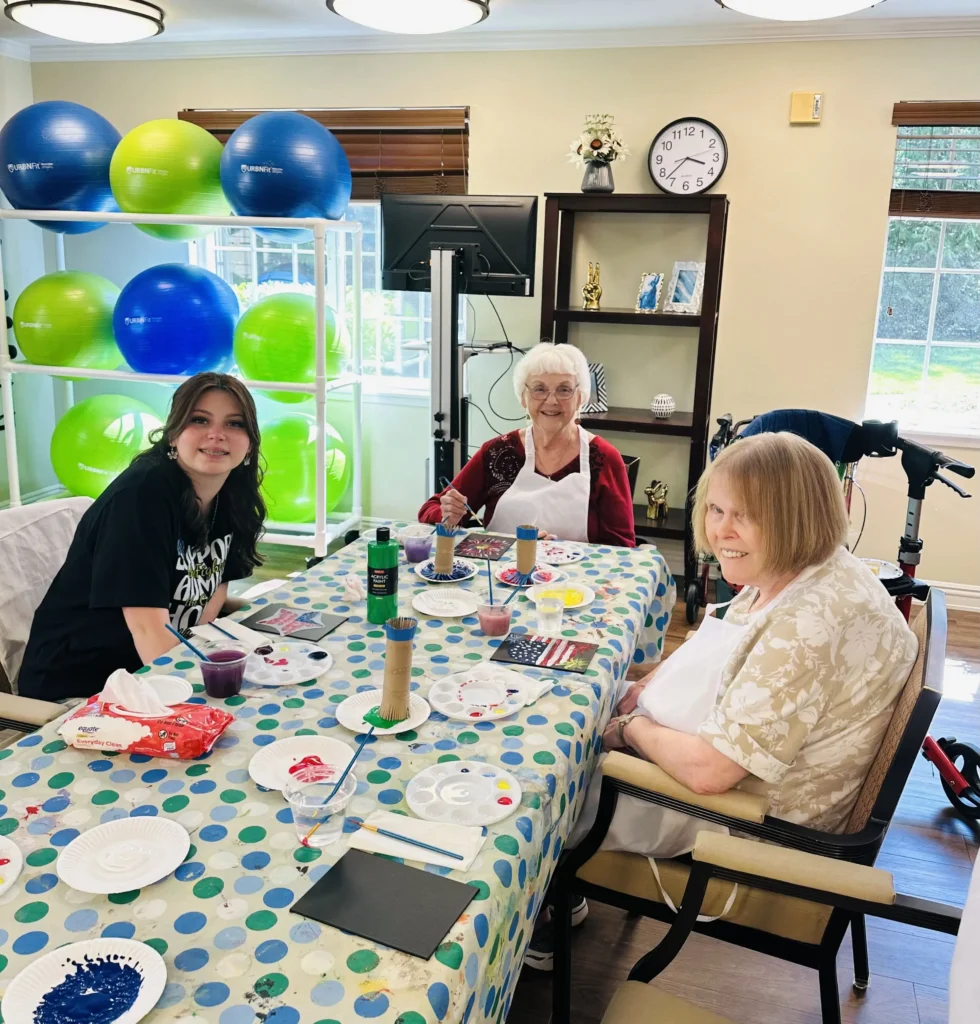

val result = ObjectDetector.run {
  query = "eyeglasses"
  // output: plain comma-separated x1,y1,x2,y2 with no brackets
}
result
526,384,578,402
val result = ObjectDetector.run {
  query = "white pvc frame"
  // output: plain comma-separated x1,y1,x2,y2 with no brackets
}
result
0,208,364,560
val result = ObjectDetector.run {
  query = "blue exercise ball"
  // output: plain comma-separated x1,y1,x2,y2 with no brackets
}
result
0,101,120,234
219,111,352,243
113,264,240,375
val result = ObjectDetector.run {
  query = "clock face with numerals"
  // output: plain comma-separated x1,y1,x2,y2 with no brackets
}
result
648,117,728,195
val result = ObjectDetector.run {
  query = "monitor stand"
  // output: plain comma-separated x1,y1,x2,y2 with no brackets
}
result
429,245,469,492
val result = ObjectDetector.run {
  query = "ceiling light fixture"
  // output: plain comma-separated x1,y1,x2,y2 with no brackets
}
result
4,0,164,44
326,0,488,35
714,1,884,20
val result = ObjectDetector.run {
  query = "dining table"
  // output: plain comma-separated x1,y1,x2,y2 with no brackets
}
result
0,528,675,1024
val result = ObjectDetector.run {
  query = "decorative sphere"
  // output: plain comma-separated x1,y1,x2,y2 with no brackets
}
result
650,394,676,419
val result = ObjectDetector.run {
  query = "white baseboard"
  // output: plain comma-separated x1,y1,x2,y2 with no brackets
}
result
0,484,65,510
925,580,980,613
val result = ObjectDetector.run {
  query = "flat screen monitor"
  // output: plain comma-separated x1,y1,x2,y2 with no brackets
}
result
381,194,537,297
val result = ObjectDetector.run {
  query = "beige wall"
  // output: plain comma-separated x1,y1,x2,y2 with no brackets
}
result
28,37,980,587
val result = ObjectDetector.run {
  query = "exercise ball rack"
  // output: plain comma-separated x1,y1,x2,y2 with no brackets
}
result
0,207,364,561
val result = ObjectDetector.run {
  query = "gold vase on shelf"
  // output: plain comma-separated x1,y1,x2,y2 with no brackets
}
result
582,262,602,312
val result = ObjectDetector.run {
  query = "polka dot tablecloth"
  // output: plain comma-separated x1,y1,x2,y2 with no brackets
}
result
0,532,674,1024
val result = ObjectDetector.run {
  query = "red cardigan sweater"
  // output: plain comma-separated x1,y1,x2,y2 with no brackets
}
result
418,429,636,547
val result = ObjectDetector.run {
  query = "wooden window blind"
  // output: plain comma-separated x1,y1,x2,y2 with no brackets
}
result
178,107,469,200
890,102,980,219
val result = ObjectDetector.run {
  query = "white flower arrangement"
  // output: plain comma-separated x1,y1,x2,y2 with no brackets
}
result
568,114,629,165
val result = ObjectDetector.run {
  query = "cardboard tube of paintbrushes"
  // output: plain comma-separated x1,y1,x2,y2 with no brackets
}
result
379,616,417,722
434,522,456,575
516,524,538,577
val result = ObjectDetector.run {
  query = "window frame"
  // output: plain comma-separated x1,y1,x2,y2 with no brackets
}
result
198,201,442,397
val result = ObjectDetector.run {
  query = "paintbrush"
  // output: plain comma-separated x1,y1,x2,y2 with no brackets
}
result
301,727,375,844
440,477,485,528
354,821,464,862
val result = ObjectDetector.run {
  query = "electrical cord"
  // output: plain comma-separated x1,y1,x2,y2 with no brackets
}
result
467,397,508,440
851,481,868,554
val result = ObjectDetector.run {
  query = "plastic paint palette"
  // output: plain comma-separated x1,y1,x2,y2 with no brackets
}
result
426,668,527,723
406,760,522,826
244,640,333,687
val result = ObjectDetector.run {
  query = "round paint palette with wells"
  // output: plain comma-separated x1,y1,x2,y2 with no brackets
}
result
406,760,522,826
426,667,527,722
244,640,333,687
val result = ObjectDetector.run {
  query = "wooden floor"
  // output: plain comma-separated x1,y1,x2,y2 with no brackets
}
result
249,547,980,1023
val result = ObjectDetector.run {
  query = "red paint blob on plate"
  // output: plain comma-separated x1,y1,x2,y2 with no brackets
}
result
0,858,9,867
497,797,513,806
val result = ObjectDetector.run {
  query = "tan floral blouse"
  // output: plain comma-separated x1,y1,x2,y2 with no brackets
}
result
697,546,918,832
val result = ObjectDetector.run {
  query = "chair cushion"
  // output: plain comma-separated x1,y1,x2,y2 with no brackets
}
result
0,498,93,689
577,850,833,945
602,981,735,1024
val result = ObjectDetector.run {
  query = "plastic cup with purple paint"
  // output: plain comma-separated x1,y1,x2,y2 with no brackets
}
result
200,641,249,699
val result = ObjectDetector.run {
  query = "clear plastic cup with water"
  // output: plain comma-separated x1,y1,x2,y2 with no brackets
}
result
536,586,566,636
284,773,357,848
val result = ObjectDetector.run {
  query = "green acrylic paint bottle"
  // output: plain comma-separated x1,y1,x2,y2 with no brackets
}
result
366,526,399,625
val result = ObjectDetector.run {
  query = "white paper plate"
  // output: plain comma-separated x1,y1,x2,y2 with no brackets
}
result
525,583,597,611
143,674,194,705
495,565,568,587
861,558,904,581
412,588,480,618
537,541,587,565
248,735,355,792
57,817,190,895
245,640,334,687
427,667,527,723
0,938,167,1024
335,690,431,736
415,558,477,584
407,760,522,826
0,835,24,900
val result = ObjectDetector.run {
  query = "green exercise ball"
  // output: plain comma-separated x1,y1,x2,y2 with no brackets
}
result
13,271,121,370
233,292,347,403
109,119,229,240
51,394,162,499
260,414,351,522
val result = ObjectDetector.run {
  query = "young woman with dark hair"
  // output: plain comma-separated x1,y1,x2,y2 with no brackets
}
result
19,373,267,702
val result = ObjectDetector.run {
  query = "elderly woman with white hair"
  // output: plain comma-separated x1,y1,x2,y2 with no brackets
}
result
419,342,635,546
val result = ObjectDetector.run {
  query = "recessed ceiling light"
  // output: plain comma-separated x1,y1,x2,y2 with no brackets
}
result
715,1,885,20
326,0,489,35
4,0,164,43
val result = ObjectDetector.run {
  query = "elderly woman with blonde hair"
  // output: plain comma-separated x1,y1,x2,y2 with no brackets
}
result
526,431,918,969
418,341,635,546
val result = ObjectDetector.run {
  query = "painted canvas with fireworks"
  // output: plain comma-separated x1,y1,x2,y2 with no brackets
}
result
454,534,515,561
239,603,349,642
490,634,599,674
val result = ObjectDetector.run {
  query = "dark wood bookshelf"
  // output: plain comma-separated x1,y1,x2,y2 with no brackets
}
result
539,192,729,577
579,407,694,437
633,504,687,541
554,307,701,328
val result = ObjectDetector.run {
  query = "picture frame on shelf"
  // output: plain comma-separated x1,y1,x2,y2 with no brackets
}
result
635,272,664,313
582,362,608,414
664,261,706,315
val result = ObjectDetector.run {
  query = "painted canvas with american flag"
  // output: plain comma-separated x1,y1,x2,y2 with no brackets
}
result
490,634,598,674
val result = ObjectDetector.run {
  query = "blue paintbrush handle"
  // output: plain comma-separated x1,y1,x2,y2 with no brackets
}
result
209,620,238,642
165,623,210,661
324,726,375,802
502,577,528,606
372,826,465,862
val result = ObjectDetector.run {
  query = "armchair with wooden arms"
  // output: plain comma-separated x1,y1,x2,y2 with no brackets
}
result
552,587,946,1024
595,831,960,1024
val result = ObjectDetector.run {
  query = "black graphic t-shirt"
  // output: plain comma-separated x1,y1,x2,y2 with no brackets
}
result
18,457,249,701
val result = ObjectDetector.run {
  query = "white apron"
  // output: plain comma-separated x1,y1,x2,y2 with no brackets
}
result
569,583,804,921
486,426,591,543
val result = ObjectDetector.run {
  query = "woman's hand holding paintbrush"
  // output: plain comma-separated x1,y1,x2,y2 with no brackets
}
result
438,479,484,528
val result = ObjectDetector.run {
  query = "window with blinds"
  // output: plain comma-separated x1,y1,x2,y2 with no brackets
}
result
866,102,980,439
181,107,469,392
